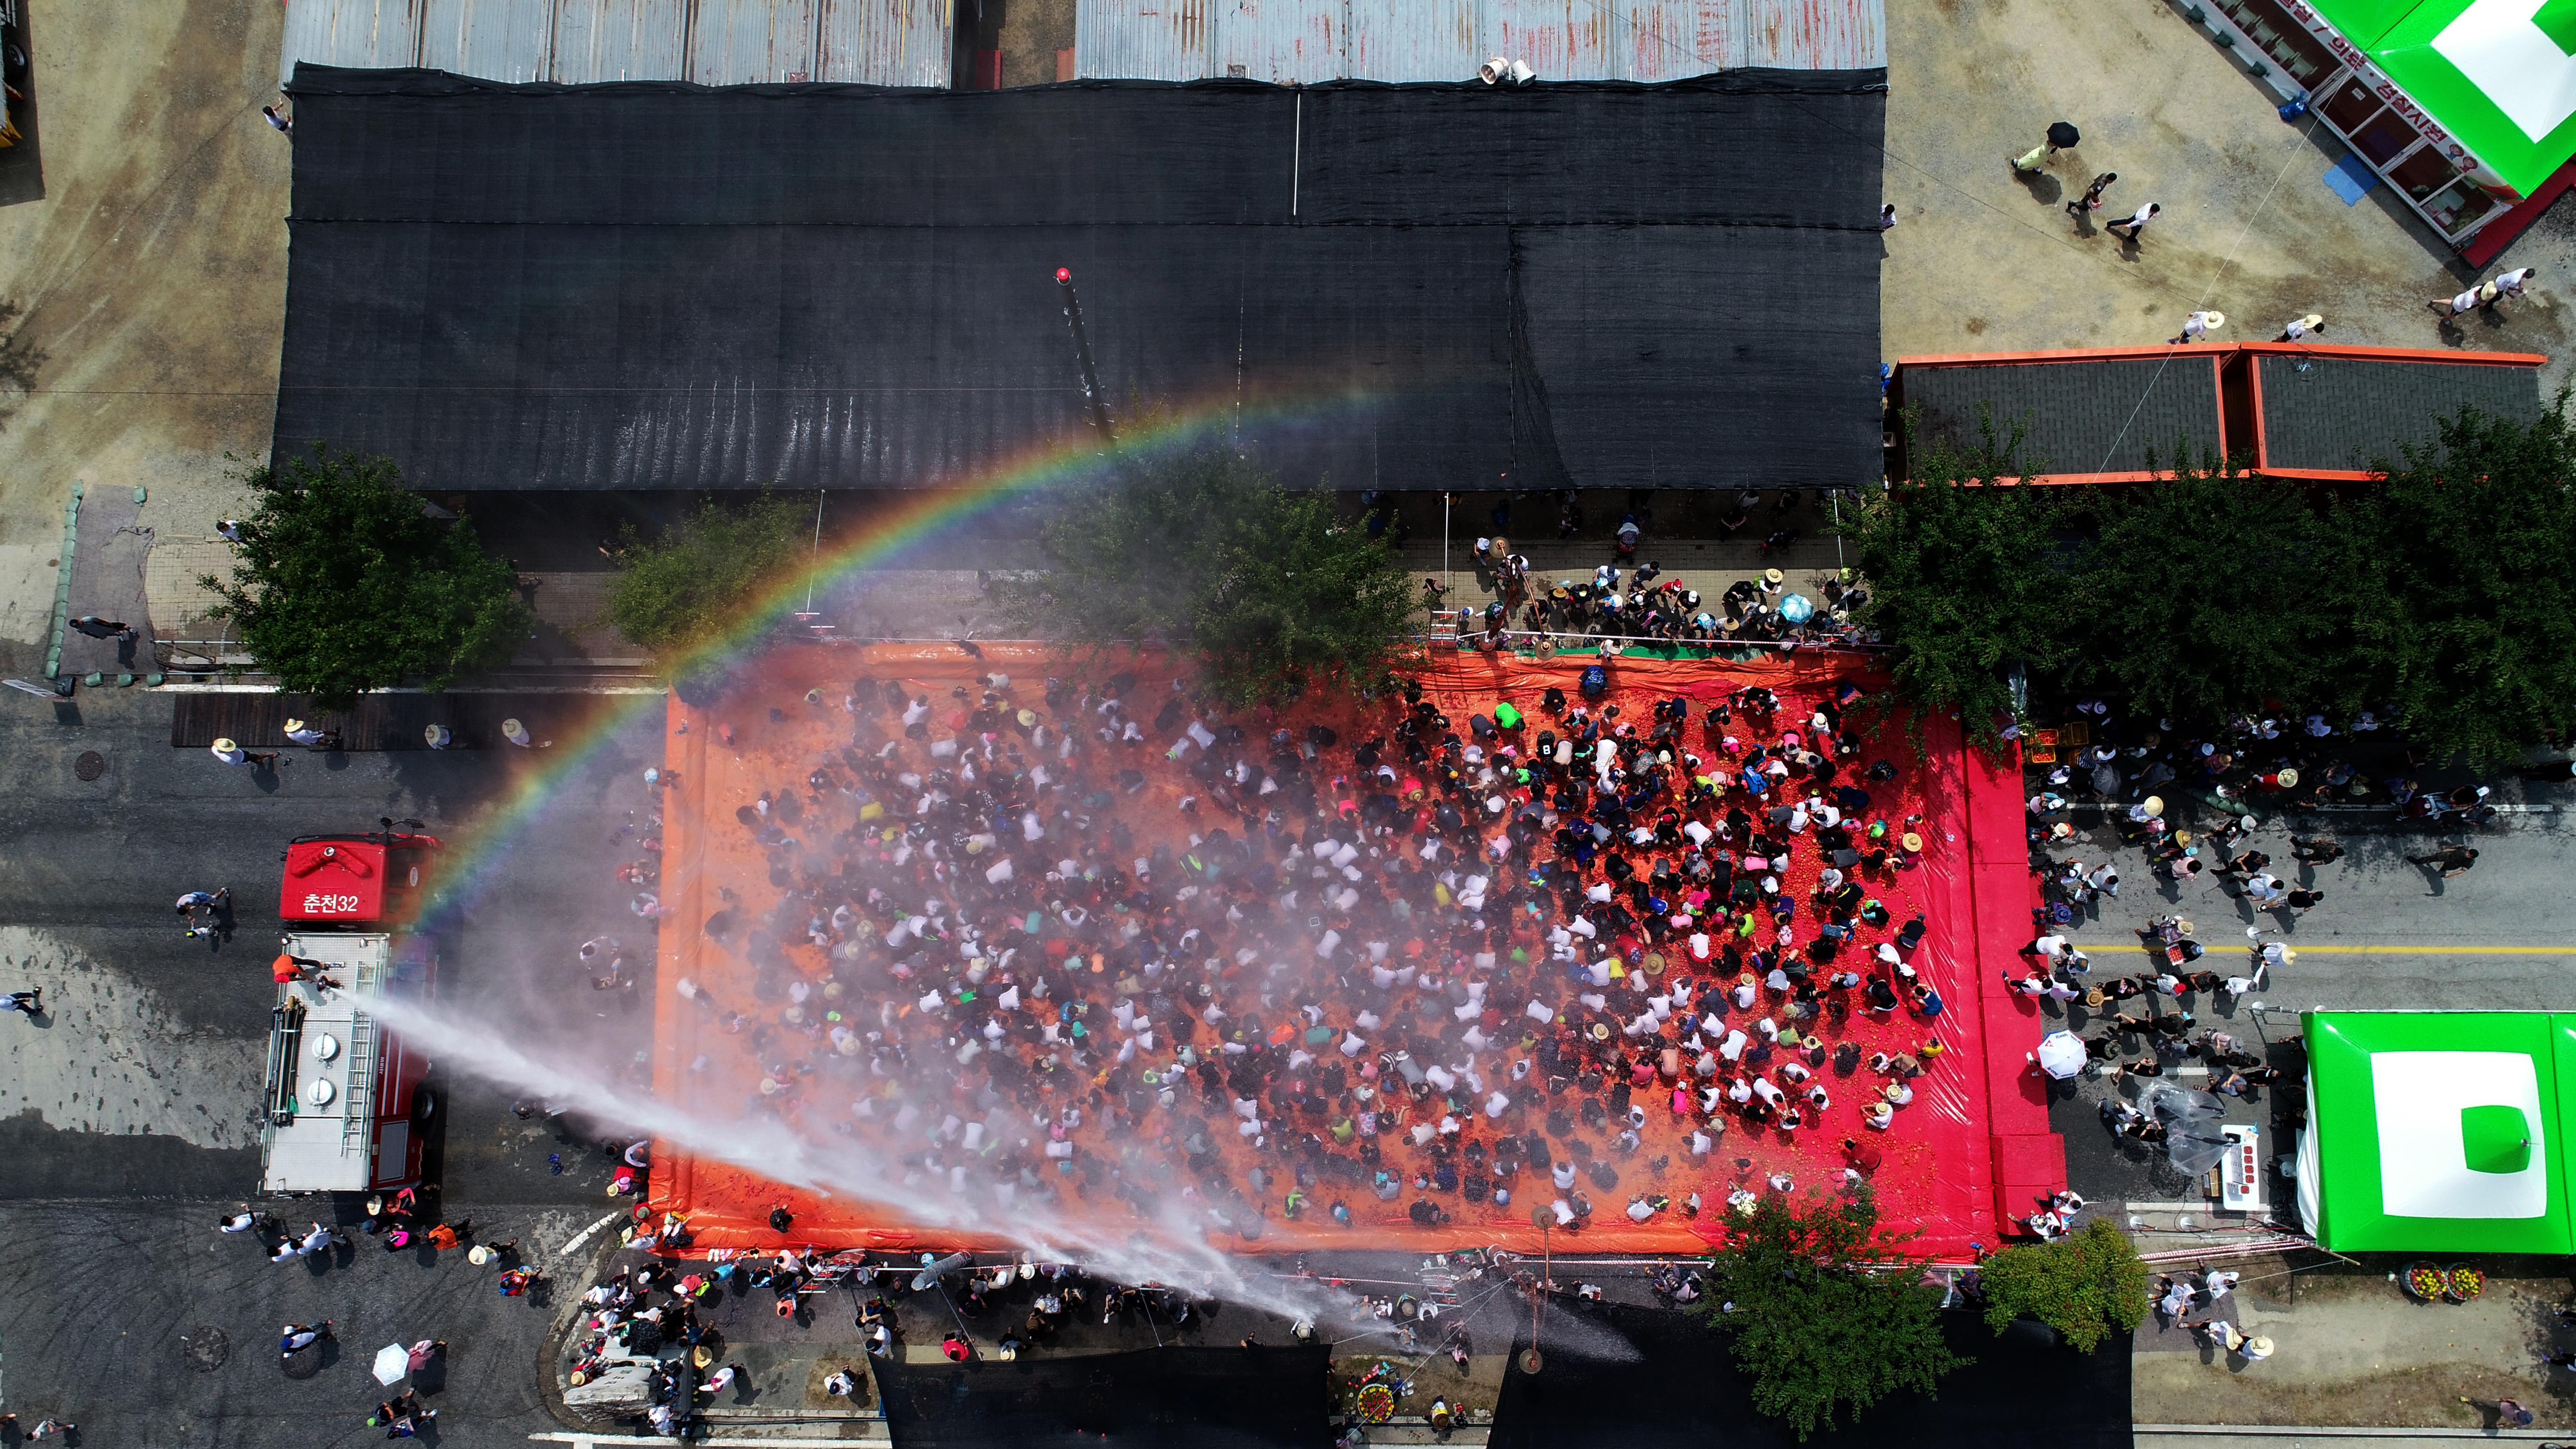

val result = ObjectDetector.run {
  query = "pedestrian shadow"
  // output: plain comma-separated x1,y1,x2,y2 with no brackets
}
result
281,1336,340,1380
2013,168,2064,207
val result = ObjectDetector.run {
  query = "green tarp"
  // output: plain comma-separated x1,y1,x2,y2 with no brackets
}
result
2302,1010,2574,1254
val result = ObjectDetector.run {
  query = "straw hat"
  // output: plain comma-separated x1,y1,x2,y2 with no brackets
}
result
2281,949,2297,963
693,1345,716,1368
1901,832,1924,852
1589,1022,1613,1041
1017,708,1038,728
468,1245,492,1265
1642,952,1666,976
2141,796,2165,817
2274,767,2300,787
1763,568,1784,585
284,718,306,733
211,737,238,755
2200,310,2226,330
2244,1336,2274,1358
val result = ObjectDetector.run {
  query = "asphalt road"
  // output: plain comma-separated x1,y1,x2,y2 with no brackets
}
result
0,684,669,1446
2035,788,2576,1214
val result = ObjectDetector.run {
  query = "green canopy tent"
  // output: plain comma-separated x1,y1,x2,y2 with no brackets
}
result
2195,0,2576,244
2299,1010,2574,1253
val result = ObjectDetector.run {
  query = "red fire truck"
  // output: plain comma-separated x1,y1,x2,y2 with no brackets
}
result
258,822,443,1195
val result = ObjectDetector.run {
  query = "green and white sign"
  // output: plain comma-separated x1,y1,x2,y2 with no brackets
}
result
2308,0,2576,196
2301,1011,2575,1254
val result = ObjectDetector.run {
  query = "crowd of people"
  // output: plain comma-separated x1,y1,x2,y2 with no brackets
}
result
214,1196,538,1438
664,660,1974,1248
1435,545,1865,652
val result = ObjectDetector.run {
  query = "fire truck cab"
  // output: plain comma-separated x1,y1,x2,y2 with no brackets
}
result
259,829,443,1195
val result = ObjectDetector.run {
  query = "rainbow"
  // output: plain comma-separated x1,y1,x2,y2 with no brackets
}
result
413,385,1387,931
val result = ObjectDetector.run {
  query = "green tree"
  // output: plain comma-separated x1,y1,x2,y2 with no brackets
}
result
202,447,528,708
1973,1218,2149,1354
2068,455,2349,729
606,493,810,658
1840,412,2067,746
988,449,1414,707
2339,395,2576,764
1696,1192,1967,1440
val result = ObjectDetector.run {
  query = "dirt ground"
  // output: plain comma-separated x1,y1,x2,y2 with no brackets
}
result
1882,0,2573,396
2131,1259,2576,1428
0,0,289,674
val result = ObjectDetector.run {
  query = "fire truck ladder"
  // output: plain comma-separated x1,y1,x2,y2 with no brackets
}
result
339,949,389,1153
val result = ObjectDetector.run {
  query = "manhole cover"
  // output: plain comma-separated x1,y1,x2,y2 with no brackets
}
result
183,1326,231,1371
73,750,105,781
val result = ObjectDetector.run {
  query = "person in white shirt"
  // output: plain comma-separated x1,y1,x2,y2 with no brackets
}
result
2276,313,2325,341
2108,201,2160,242
2430,281,2497,319
2168,309,2222,345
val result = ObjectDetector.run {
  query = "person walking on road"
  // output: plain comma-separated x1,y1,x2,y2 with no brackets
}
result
70,614,137,642
2462,1396,2536,1428
2107,201,2160,242
2428,281,2497,320
2288,836,2344,865
4,988,40,1019
2277,313,2325,341
2169,310,2224,345
2407,844,2479,877
2066,171,2117,219
209,738,280,770
280,1321,332,1358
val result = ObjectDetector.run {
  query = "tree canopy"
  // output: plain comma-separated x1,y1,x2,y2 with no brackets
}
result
202,447,528,708
2338,396,2576,764
988,449,1415,707
1838,416,2067,746
606,493,811,659
1695,1192,1967,1440
2067,459,2348,728
1855,396,2576,762
1972,1219,2149,1354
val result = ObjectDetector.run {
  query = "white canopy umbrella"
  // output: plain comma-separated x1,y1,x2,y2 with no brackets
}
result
372,1342,411,1386
2035,1030,2087,1080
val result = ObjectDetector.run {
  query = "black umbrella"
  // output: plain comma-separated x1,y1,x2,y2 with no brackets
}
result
2047,120,2082,148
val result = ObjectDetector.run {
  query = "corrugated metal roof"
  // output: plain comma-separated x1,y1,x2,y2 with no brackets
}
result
282,0,949,87
418,0,560,81
1079,0,1881,79
282,0,425,74
691,0,822,83
552,0,693,83
821,0,951,86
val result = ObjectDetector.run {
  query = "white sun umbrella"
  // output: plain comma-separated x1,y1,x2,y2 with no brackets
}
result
2035,1030,2087,1080
372,1342,411,1386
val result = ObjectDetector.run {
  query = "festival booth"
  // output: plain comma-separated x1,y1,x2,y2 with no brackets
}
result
2191,0,2576,250
646,644,2058,1259
2298,1010,2576,1253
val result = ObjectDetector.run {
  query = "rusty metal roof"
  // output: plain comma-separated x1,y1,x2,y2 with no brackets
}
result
280,0,949,87
1075,0,1884,82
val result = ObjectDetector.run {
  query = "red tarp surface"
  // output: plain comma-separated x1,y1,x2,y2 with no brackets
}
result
649,644,2055,1258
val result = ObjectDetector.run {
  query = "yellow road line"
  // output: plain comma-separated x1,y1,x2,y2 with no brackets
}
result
2080,943,2576,955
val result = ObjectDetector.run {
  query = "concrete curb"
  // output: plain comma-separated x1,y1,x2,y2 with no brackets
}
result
42,479,79,680
2136,1427,2564,1440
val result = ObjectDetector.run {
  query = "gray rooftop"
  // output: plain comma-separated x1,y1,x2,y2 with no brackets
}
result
2255,354,2542,473
1903,355,2226,477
